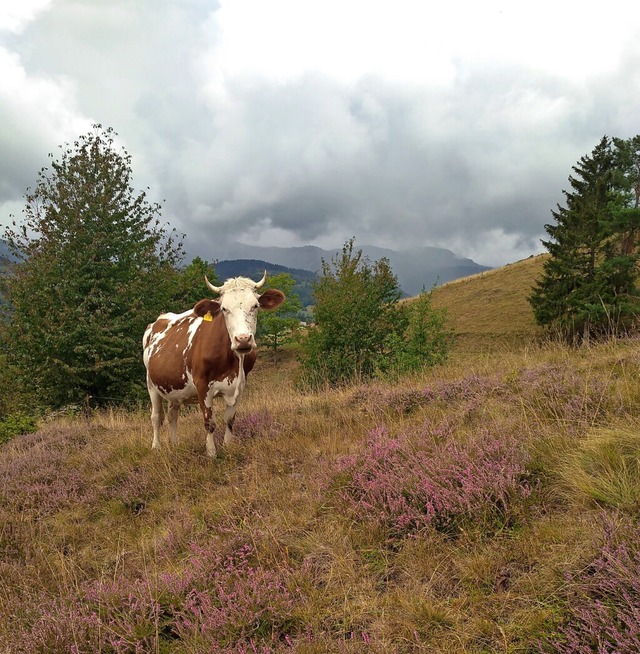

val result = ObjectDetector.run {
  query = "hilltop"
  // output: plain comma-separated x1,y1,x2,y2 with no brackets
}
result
431,253,547,349
2,253,640,653
195,241,491,296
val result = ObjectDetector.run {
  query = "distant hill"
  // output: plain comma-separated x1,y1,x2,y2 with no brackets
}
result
196,242,491,297
214,259,317,307
430,254,547,350
215,259,316,283
0,239,13,265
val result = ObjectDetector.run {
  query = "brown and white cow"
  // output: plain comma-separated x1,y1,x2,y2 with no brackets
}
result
142,272,285,457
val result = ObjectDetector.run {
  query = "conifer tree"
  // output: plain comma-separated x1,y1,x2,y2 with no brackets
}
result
2,125,183,407
612,135,640,255
529,135,640,342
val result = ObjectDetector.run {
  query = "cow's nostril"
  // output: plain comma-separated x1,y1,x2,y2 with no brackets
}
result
234,334,254,349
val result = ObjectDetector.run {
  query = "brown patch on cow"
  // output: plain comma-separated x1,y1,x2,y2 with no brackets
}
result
146,319,194,393
193,299,220,318
203,405,214,432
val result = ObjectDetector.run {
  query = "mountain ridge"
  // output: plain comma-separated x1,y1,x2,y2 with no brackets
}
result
201,242,492,297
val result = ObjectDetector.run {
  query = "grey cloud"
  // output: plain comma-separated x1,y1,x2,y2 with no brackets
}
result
2,2,639,267
162,72,581,259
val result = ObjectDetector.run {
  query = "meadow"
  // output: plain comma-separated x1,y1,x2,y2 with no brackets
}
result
2,254,640,653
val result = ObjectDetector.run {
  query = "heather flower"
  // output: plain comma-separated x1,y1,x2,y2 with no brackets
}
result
0,433,97,516
234,410,279,440
5,596,101,654
542,518,640,653
7,541,301,653
337,423,531,537
359,364,616,432
173,543,300,649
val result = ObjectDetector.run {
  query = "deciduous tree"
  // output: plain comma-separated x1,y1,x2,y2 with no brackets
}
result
256,272,303,363
2,125,182,407
299,239,402,387
378,288,453,377
171,256,219,309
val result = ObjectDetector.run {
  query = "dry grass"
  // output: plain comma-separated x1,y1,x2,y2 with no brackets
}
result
430,254,547,350
3,256,640,653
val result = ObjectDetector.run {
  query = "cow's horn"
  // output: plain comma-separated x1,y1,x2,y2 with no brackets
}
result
255,270,267,289
205,276,222,294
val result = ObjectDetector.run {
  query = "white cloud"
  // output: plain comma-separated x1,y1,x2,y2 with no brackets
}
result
0,0,51,33
0,46,90,203
209,0,639,85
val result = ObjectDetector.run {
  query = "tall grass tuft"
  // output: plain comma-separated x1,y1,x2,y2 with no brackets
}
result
560,426,640,511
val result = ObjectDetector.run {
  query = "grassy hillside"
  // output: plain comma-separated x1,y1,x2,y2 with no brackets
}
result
431,254,547,349
2,256,640,653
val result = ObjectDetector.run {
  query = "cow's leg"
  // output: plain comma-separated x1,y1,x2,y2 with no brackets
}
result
223,398,238,446
167,401,180,446
149,387,164,450
201,403,216,458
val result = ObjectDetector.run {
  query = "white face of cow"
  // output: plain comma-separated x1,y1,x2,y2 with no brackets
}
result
219,286,261,352
201,273,285,354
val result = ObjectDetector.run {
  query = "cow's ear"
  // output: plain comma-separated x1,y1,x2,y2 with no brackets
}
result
258,289,285,311
193,299,220,318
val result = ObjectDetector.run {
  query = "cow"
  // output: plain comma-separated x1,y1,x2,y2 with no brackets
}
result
142,272,285,457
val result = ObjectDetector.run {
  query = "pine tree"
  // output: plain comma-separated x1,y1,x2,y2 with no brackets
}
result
529,135,640,342
2,125,183,407
612,135,640,255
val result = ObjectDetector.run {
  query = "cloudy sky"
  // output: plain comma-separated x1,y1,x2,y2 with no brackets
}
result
1,0,639,267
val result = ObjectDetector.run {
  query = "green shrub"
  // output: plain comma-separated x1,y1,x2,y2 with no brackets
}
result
0,413,38,444
297,241,453,388
377,290,454,378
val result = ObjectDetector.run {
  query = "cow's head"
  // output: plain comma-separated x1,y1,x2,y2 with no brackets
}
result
193,272,285,353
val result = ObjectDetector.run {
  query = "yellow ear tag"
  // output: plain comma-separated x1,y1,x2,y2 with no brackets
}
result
203,311,213,322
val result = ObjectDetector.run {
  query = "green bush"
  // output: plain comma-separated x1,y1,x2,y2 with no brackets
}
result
377,290,454,378
298,240,453,388
0,413,38,444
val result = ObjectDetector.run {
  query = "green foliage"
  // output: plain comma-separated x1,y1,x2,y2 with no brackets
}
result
0,351,38,416
298,239,402,387
256,273,303,361
298,239,452,387
529,135,640,342
170,256,219,309
1,125,183,407
0,413,38,444
377,289,454,377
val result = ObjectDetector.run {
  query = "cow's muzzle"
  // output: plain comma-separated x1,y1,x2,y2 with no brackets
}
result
233,334,256,352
